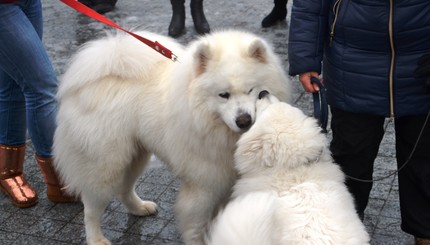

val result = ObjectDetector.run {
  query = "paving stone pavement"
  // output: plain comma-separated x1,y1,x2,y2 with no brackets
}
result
0,0,417,244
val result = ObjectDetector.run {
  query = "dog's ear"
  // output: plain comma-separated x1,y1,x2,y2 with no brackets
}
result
240,131,276,169
248,39,268,63
261,139,275,168
194,42,211,76
235,131,270,175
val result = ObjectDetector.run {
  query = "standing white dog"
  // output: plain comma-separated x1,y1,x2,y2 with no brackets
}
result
53,30,291,245
207,94,370,245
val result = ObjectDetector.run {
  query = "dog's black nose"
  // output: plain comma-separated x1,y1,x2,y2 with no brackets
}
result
258,90,269,99
236,113,252,130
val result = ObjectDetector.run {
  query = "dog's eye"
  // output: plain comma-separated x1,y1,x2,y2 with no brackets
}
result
248,88,254,94
258,90,269,99
219,92,230,99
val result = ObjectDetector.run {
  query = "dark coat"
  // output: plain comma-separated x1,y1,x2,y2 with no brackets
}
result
288,0,430,117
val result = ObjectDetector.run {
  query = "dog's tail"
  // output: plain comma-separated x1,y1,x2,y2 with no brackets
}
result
58,31,183,98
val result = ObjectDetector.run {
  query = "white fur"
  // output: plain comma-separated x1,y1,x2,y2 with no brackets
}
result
53,30,291,245
207,95,370,245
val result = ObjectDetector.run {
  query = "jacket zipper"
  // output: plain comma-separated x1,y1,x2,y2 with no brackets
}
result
330,0,395,117
388,0,395,118
329,0,342,47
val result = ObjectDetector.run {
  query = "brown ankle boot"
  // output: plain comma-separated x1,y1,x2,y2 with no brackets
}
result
0,144,38,208
35,155,78,203
416,237,430,245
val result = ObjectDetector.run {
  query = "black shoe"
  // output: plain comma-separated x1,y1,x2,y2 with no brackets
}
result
190,0,210,35
168,2,186,37
78,0,94,7
92,4,115,14
261,5,287,28
78,0,117,14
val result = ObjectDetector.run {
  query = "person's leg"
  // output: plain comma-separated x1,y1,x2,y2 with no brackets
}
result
0,70,27,146
168,0,186,38
329,107,385,217
190,0,210,35
0,1,41,207
0,0,58,157
24,0,77,203
395,114,430,240
261,0,288,28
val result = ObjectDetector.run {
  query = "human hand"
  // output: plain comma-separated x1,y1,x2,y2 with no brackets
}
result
414,54,430,93
298,72,321,93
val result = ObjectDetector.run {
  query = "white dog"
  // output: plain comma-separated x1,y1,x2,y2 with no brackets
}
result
207,94,370,245
53,30,291,245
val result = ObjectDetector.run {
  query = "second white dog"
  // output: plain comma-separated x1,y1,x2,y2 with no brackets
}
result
207,94,370,245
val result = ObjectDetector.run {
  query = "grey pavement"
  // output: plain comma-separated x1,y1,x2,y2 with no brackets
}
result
0,0,415,244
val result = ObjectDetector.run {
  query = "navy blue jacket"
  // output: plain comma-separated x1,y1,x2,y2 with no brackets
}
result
288,0,430,117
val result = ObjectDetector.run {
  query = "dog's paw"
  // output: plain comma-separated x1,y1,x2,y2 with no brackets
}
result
128,201,158,216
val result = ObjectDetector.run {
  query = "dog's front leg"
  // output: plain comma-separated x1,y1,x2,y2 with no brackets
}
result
175,182,229,245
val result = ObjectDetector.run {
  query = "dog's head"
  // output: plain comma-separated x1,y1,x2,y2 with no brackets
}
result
234,93,329,175
185,30,291,133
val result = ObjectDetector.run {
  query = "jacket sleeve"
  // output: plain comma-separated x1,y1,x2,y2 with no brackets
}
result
288,0,329,76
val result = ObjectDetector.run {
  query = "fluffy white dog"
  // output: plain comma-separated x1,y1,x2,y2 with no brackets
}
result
207,94,370,245
53,30,291,245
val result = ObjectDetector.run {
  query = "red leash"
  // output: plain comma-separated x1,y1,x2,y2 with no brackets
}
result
60,0,177,62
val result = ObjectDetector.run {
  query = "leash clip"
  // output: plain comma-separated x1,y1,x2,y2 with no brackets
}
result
154,41,178,62
170,54,179,62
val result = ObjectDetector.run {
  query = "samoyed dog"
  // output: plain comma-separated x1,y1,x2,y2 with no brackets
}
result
53,30,291,245
207,93,370,245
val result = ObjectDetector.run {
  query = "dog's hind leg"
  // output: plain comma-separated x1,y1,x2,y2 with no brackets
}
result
118,150,157,216
82,192,112,245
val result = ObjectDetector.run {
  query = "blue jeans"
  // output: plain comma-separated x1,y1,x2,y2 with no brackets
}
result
0,0,58,157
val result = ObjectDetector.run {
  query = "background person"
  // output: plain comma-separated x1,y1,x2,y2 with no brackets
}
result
0,0,77,207
288,0,430,243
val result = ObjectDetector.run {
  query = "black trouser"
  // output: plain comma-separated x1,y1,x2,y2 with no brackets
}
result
330,107,430,238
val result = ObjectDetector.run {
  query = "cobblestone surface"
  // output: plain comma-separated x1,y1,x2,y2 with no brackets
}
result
0,0,415,244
